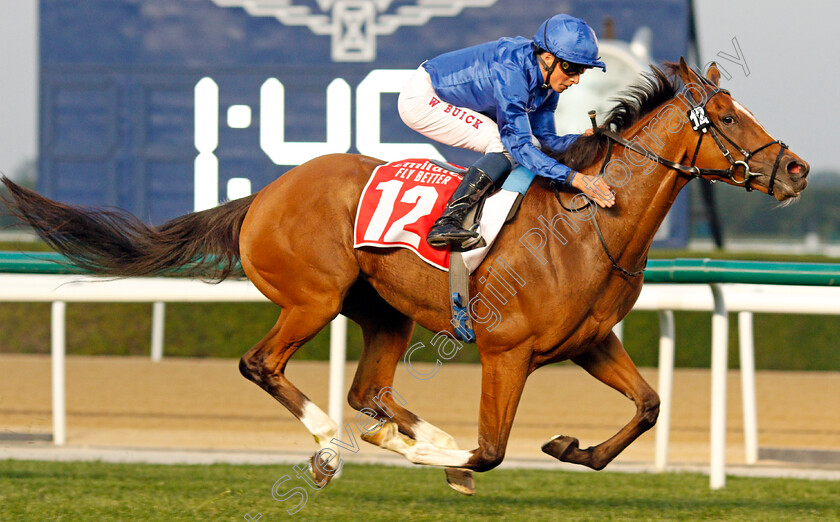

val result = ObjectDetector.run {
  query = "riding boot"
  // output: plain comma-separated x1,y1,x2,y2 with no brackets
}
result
427,166,494,248
427,152,512,249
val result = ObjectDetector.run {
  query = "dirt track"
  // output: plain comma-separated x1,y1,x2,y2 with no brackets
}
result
1,354,839,465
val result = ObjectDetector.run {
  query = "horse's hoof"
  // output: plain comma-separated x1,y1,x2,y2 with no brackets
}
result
360,420,396,446
445,467,475,496
541,435,580,462
309,452,337,488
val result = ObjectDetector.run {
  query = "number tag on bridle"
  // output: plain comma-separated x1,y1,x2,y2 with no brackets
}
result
687,106,710,133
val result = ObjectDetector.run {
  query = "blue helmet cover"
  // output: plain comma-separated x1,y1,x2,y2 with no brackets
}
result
534,14,606,71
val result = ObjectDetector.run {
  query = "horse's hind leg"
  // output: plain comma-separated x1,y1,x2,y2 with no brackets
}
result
239,303,346,487
542,331,660,470
344,292,475,494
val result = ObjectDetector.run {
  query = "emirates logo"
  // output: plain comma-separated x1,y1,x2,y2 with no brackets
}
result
212,0,499,62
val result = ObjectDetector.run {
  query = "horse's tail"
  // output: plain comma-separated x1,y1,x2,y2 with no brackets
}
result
1,176,256,281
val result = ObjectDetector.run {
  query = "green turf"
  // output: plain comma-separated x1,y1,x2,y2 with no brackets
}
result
0,460,837,521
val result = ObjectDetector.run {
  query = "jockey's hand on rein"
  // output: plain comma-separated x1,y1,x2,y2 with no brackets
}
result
571,173,616,208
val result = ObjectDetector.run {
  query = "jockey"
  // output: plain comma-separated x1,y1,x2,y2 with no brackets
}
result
398,14,616,249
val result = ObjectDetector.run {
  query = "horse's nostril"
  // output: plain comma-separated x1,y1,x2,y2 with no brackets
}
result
787,161,807,178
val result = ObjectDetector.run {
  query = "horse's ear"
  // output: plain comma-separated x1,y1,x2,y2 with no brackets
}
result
678,56,708,91
677,57,693,86
706,62,722,87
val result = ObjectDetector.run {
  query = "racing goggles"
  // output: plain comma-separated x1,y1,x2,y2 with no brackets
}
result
560,60,589,76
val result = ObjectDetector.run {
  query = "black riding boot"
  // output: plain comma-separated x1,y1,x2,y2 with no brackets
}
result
426,166,494,248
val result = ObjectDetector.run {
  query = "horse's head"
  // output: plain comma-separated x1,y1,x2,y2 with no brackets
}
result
676,57,809,202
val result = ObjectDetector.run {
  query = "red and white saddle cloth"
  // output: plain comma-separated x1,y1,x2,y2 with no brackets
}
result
354,159,519,271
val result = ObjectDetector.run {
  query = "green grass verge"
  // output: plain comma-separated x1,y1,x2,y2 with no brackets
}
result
2,301,839,371
1,243,839,371
1,460,838,521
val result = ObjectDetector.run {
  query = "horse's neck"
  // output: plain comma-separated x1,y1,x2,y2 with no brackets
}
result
584,105,693,268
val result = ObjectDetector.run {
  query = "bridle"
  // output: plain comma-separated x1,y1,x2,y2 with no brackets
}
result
680,76,788,195
553,73,790,277
594,77,788,195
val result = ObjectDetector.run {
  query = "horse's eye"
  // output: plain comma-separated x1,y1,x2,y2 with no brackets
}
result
721,115,736,125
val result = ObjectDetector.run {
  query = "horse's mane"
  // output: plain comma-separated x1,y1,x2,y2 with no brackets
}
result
553,63,681,171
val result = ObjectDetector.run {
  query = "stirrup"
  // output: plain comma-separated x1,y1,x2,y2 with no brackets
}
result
427,228,479,248
456,233,486,251
428,222,486,251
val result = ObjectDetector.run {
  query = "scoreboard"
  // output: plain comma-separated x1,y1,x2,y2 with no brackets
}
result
39,0,692,246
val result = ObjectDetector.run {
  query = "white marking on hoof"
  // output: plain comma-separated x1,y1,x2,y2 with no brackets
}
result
411,419,459,449
405,443,472,467
299,401,338,450
299,401,344,478
411,419,475,494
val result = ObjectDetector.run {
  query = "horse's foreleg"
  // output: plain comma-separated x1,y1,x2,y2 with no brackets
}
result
346,308,475,494
239,305,345,487
542,331,660,470
458,349,530,472
351,346,530,474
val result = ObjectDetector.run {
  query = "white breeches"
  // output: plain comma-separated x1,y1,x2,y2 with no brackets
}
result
398,67,506,156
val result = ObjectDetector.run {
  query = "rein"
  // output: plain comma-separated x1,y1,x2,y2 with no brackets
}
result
551,180,646,278
552,79,789,278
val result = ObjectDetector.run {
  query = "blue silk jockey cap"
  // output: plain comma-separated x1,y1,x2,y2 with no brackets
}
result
533,14,607,71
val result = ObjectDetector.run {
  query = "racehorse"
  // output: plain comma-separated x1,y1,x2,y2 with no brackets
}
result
2,59,808,495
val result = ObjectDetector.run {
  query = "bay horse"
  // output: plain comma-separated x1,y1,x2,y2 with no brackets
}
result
2,59,808,494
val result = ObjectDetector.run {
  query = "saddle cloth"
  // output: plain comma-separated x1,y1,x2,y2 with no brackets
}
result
353,158,535,273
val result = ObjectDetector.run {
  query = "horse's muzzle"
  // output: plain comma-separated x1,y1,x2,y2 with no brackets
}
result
768,154,809,200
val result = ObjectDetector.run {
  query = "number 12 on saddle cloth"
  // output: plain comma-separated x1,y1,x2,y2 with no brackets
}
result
354,159,461,271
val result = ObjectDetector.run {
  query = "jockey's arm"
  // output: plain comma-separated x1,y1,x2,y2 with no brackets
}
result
529,98,581,153
500,116,614,207
492,63,577,184
531,102,613,206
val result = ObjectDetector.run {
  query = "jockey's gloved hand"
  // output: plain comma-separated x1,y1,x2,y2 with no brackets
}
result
571,173,615,208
